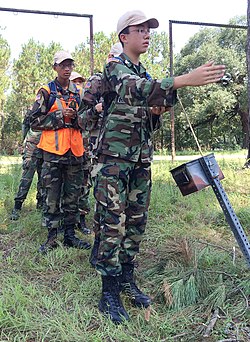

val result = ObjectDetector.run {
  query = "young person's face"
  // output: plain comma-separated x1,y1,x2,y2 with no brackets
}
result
122,22,150,55
72,78,84,88
54,59,74,80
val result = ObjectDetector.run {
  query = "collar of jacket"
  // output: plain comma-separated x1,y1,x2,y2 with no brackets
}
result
54,78,79,95
120,53,147,77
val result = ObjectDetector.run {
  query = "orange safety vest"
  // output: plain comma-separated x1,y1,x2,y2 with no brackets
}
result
37,83,84,157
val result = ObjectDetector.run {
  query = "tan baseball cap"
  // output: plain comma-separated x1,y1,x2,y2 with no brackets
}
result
54,50,74,65
69,71,85,82
109,42,123,56
117,10,159,35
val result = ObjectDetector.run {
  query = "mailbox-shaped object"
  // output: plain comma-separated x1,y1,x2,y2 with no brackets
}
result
170,153,250,269
170,153,224,196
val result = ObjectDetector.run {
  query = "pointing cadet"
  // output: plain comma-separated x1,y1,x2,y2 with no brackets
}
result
89,10,225,324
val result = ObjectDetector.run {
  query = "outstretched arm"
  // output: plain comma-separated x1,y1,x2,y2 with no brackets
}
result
173,61,225,89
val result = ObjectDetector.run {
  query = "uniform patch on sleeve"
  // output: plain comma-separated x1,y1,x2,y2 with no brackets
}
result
84,81,92,89
107,57,122,63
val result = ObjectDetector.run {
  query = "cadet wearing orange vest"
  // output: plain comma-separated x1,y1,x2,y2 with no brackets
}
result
30,50,91,253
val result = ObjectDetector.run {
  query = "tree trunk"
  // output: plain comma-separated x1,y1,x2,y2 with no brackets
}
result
238,109,249,148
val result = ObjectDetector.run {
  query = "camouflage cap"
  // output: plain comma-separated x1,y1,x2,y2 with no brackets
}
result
69,71,86,82
109,42,123,57
53,50,74,65
117,10,159,35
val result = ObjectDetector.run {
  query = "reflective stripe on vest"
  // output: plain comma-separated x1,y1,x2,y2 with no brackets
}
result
37,84,84,156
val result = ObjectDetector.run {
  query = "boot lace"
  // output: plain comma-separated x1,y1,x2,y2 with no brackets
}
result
121,281,143,298
104,291,123,309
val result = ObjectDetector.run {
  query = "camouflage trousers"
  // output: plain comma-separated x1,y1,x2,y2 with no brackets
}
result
93,156,152,276
41,161,83,229
78,154,92,215
14,155,44,205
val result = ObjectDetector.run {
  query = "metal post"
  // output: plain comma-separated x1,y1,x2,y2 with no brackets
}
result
169,20,176,162
200,155,250,268
0,7,94,75
89,15,94,75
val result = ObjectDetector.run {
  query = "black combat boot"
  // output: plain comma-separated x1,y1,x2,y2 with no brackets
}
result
39,228,58,254
89,236,100,267
77,214,91,235
63,224,91,249
10,200,23,221
120,263,151,308
99,275,129,324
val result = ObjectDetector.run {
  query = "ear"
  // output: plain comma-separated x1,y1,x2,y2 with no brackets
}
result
53,65,57,71
119,33,128,44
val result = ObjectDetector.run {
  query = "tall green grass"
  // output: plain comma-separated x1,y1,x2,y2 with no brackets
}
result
0,155,249,341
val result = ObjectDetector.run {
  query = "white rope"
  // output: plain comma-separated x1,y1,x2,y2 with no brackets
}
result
177,94,203,156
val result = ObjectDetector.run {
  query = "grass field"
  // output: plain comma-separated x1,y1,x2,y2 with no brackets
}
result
0,153,249,342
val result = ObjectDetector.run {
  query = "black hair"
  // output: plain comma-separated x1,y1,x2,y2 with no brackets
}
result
118,27,130,47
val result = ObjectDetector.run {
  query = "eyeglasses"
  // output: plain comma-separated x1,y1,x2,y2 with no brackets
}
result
128,28,151,35
57,62,75,69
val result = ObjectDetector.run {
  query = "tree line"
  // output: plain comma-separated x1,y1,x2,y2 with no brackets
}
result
0,15,248,154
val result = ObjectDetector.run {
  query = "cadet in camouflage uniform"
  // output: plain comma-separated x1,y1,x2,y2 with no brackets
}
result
80,72,103,163
69,71,92,235
80,43,123,165
29,51,91,254
10,112,43,221
78,72,103,240
78,43,123,250
85,10,226,324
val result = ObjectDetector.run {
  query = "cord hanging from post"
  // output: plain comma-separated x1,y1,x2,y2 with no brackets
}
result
177,94,203,156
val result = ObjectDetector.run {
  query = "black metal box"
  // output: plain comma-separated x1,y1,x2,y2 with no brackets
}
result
170,153,224,196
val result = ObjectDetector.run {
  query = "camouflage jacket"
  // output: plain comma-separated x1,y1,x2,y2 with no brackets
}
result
96,53,177,163
78,73,103,131
78,73,104,158
22,128,42,159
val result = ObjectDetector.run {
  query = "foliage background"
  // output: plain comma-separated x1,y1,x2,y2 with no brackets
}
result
0,15,248,154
